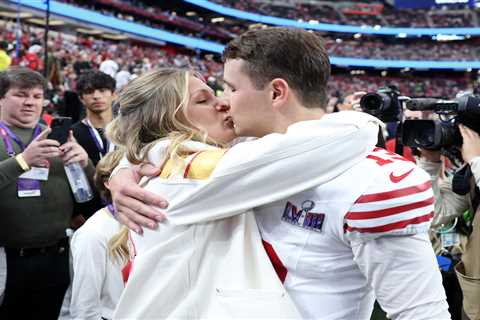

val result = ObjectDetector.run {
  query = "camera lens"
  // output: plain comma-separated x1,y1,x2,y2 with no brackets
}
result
360,93,384,111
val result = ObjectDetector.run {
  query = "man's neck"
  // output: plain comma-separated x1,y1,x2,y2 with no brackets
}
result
274,108,325,133
86,110,113,128
0,117,37,129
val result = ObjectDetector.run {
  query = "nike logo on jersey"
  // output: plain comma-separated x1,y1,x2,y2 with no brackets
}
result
389,168,414,183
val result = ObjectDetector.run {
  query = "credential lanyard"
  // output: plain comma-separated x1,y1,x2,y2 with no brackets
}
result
83,119,113,158
0,121,42,157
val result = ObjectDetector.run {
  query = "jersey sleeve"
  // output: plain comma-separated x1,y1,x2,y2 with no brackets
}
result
351,233,450,320
344,148,435,241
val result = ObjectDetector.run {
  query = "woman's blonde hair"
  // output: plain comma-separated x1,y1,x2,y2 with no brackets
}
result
108,226,129,265
94,149,124,203
93,149,129,265
107,68,223,264
106,67,220,166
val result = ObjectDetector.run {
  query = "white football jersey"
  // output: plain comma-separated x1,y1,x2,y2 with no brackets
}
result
255,147,449,320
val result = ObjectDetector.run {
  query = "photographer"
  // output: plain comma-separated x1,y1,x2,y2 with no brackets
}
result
418,124,480,320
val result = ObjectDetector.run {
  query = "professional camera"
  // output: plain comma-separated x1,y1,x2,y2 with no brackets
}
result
359,86,403,123
401,94,480,153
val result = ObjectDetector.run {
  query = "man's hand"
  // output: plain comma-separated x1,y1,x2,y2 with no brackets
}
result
60,131,89,167
109,164,167,234
460,124,480,163
22,128,61,167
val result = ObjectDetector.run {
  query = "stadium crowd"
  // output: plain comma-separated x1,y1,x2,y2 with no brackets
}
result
0,19,477,113
325,37,480,62
211,0,477,27
56,0,480,63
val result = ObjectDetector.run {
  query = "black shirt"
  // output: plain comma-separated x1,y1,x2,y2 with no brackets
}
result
71,120,108,219
71,121,108,167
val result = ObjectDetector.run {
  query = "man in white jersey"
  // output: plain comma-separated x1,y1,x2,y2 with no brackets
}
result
109,27,450,319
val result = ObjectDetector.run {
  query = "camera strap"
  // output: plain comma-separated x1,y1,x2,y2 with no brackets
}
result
452,164,473,196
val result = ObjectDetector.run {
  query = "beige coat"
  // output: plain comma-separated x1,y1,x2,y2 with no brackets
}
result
419,158,480,320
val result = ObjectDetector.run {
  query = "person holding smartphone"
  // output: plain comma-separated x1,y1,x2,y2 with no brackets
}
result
0,66,91,319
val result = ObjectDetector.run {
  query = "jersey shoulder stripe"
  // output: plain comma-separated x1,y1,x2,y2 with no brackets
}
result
344,211,433,234
355,180,432,203
346,196,434,220
344,148,434,240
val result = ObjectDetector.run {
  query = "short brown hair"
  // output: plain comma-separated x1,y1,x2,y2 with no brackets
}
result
0,66,47,99
223,27,331,109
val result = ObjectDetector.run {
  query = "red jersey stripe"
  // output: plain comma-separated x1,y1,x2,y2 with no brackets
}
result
262,240,288,283
355,180,432,204
345,211,433,234
122,260,133,284
183,151,203,178
346,196,434,220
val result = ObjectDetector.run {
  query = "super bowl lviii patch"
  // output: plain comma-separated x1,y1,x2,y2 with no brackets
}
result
281,200,325,232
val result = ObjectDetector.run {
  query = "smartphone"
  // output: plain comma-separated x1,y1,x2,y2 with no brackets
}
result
48,117,72,144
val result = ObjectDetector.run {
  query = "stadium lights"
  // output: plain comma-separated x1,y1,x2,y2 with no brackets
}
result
433,34,466,41
374,25,381,30
435,0,469,3
186,11,197,16
182,0,480,36
397,33,407,38
309,20,319,25
335,38,343,43
350,70,366,75
211,17,224,23
354,33,362,39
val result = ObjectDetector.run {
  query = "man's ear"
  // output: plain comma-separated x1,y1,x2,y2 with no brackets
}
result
270,78,289,109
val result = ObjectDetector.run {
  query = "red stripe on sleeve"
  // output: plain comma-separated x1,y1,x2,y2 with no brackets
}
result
346,196,434,220
183,151,203,178
345,211,433,234
355,180,432,204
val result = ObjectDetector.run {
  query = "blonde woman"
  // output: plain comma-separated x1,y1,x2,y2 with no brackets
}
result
107,68,380,319
70,150,126,320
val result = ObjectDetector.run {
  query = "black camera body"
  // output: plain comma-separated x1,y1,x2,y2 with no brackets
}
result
402,95,480,152
360,86,403,123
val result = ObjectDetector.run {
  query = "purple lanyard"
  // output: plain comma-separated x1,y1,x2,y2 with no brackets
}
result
83,120,109,157
106,203,117,217
0,121,42,157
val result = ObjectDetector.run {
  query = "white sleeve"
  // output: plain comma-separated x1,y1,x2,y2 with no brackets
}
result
470,156,480,189
70,230,106,320
164,112,381,224
351,233,451,320
109,155,130,181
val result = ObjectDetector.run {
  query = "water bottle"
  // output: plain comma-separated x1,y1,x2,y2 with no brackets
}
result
64,162,94,203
